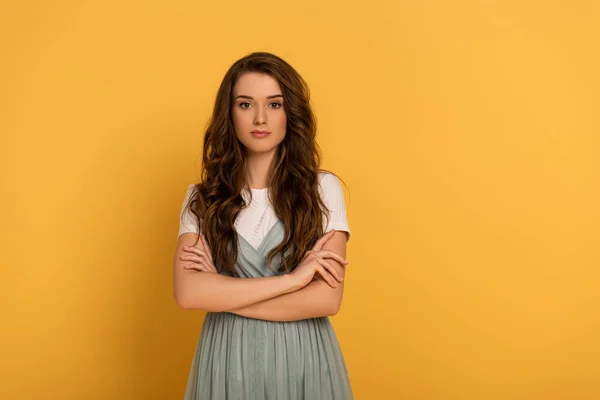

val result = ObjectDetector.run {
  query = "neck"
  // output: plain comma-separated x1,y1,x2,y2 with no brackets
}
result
245,148,277,189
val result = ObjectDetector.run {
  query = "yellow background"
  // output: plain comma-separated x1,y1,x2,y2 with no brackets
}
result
1,1,599,399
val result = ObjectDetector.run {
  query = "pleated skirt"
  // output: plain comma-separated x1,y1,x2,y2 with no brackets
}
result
184,312,353,400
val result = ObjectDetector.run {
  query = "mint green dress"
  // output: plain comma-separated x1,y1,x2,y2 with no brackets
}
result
184,220,353,399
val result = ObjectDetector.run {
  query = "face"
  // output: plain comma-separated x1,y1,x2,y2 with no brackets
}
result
231,72,287,157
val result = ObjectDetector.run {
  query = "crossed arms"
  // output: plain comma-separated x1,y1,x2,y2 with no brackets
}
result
172,231,348,321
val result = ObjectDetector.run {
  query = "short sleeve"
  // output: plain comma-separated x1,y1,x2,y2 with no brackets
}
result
178,184,202,237
319,172,351,242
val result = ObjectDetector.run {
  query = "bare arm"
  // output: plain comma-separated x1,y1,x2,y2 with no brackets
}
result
173,232,300,311
227,231,348,321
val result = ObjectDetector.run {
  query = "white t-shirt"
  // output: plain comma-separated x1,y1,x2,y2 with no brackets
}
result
178,172,351,249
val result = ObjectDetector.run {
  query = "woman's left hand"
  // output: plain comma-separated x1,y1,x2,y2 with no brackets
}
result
180,234,217,273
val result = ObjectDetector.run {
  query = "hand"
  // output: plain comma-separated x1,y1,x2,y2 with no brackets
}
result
180,234,217,273
288,229,349,290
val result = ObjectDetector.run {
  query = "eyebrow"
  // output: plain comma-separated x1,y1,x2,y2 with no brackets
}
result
234,94,283,100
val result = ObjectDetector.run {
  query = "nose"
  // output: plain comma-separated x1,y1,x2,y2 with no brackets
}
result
253,107,267,125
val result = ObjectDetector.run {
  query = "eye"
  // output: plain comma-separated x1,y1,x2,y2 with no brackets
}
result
240,102,251,109
269,102,282,109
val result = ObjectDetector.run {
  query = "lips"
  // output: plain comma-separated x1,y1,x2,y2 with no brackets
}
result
251,130,271,138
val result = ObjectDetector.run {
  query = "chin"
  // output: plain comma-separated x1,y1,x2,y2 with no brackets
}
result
242,137,284,154
245,145,279,155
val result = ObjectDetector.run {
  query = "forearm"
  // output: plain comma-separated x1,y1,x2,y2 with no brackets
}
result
174,270,299,312
228,278,344,321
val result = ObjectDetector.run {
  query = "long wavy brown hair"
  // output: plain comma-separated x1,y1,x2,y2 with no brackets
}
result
183,51,345,277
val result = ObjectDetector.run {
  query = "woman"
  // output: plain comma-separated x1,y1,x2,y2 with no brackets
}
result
173,51,353,399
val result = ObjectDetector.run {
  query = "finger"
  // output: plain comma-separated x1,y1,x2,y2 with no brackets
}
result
315,259,338,287
316,250,349,266
180,253,211,265
315,250,349,268
312,229,335,250
200,234,214,263
184,260,217,273
182,245,207,255
180,256,217,273
317,264,337,288
302,250,314,261
194,234,206,251
182,253,217,273
205,261,217,273
197,249,217,273
325,258,344,282
316,256,344,282
183,262,209,272
312,229,337,251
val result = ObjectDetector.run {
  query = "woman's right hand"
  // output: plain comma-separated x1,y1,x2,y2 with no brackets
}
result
288,229,349,290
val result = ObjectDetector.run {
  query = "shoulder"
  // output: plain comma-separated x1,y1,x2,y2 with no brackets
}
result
185,183,196,195
318,171,342,192
182,184,198,205
178,184,201,237
317,171,344,202
317,171,351,241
